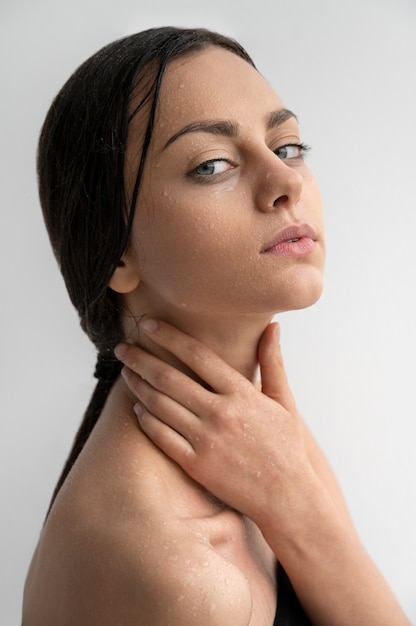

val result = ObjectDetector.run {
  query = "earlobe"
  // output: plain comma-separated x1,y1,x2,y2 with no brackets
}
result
108,259,141,294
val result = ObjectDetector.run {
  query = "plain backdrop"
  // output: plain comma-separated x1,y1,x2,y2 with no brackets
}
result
1,0,415,623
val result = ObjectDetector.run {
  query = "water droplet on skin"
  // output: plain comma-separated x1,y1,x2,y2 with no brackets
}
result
167,554,178,562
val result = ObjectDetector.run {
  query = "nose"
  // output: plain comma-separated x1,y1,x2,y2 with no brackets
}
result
254,151,303,212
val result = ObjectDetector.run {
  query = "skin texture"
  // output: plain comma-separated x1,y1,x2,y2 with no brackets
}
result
116,319,410,625
112,46,325,380
23,48,410,625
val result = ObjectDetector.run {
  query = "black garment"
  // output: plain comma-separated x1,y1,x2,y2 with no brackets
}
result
273,567,312,626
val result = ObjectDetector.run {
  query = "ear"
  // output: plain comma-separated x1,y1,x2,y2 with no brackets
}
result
108,257,141,294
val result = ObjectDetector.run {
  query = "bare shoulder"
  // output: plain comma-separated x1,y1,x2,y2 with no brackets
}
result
24,498,252,626
23,386,254,626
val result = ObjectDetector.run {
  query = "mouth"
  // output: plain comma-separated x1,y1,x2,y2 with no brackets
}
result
261,223,317,256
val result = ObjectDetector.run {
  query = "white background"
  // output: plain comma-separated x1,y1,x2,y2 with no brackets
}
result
1,0,415,623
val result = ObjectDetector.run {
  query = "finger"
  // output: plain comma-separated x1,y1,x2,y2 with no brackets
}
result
115,343,211,413
135,405,197,464
121,366,201,441
137,318,244,393
258,322,296,413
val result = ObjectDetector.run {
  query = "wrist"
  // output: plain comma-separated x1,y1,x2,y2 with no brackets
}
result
256,463,353,560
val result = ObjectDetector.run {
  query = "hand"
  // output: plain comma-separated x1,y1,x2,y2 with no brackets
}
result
115,319,311,527
115,320,412,626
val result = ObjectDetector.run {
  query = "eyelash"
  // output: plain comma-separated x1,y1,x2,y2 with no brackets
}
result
189,142,311,182
274,142,311,160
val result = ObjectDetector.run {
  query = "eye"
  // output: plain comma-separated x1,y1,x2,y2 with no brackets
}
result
274,142,311,160
190,158,233,179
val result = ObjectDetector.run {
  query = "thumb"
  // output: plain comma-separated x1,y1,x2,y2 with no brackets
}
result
258,322,296,413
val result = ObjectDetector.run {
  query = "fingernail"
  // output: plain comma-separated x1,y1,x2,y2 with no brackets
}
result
133,403,143,417
114,343,128,359
120,365,131,379
140,318,158,334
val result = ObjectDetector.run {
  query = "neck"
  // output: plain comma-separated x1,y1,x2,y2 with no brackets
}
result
123,306,275,385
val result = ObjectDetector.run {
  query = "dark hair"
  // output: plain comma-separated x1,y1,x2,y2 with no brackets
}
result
39,26,255,514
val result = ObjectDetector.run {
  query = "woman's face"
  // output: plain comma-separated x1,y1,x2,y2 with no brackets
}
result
124,47,325,321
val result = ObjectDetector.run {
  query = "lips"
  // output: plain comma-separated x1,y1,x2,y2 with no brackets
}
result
261,223,317,254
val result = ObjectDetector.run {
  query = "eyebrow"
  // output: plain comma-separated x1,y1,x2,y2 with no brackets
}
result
163,108,297,150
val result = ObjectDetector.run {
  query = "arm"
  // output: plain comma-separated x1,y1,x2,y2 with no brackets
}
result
63,516,254,626
114,520,254,626
115,318,410,626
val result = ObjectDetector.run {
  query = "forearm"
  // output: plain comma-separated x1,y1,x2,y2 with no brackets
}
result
115,322,410,624
259,474,410,626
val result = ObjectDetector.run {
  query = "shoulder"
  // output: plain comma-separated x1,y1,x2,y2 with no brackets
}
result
24,396,253,625
32,502,251,625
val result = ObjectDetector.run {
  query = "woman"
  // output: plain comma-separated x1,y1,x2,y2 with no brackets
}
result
23,27,409,625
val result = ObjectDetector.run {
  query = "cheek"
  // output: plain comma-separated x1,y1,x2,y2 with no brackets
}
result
133,191,254,303
133,203,217,279
139,189,244,259
306,175,323,216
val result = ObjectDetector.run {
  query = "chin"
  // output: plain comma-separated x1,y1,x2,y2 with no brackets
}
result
290,287,323,312
278,267,324,313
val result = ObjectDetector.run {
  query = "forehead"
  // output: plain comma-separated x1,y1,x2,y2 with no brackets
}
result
152,47,286,146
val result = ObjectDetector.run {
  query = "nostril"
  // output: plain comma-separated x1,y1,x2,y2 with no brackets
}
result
274,194,288,206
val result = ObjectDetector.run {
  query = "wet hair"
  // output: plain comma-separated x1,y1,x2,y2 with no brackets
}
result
39,26,255,514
